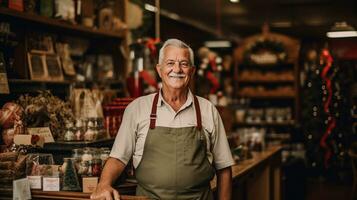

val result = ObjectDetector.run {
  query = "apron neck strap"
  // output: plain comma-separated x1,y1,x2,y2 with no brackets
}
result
149,92,160,129
149,91,202,130
193,95,202,131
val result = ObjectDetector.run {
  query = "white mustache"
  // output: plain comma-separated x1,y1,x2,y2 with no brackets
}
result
169,73,186,78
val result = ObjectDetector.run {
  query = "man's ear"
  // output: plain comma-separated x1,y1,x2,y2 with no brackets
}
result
190,66,196,78
156,64,162,78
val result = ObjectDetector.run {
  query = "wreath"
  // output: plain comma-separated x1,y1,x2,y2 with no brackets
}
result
243,39,287,65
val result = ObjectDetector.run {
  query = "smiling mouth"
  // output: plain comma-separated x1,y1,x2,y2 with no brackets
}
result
169,73,186,78
169,75,185,78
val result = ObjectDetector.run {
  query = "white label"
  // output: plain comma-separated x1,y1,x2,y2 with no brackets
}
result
28,127,55,143
13,178,31,200
43,177,60,191
27,176,42,189
82,177,98,193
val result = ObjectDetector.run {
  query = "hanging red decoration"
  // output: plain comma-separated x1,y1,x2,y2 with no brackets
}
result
319,48,336,168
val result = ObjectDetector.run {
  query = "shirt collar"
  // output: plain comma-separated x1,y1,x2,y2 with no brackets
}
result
157,89,194,110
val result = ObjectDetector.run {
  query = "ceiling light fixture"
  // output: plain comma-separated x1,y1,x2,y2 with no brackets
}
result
230,0,239,3
204,40,232,48
271,21,292,28
144,3,157,12
327,22,357,38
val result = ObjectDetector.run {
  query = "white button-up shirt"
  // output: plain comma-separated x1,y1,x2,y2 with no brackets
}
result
110,90,235,170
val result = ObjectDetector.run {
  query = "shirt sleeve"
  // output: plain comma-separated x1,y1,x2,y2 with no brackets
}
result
211,106,235,170
109,101,137,165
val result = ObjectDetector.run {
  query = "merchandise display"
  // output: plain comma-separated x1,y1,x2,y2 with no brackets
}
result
0,0,356,199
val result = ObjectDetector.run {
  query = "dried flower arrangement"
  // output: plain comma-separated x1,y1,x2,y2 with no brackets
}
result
16,90,74,140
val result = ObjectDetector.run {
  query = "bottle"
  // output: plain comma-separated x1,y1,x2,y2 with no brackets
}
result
100,147,110,167
92,159,102,177
84,121,95,141
64,122,75,141
74,119,84,141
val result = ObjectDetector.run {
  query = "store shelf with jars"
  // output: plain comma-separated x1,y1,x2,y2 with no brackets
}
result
0,1,133,195
232,25,300,148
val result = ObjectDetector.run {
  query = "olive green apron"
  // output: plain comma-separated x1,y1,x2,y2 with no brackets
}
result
135,92,215,200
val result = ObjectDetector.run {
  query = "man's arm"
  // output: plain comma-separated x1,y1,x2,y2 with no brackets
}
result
217,166,232,200
90,158,126,200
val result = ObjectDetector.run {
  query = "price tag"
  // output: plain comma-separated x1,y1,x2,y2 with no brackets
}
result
27,176,42,189
82,177,98,193
14,134,45,147
43,177,60,191
27,127,55,143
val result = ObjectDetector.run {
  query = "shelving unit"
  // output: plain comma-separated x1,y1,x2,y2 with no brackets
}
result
0,1,128,157
0,7,126,39
232,31,300,145
0,1,128,104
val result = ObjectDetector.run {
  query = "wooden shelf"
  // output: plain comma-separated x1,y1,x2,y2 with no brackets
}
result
238,79,295,83
43,138,115,151
0,7,126,39
8,79,123,85
235,121,295,127
237,94,296,99
241,62,295,67
9,79,72,85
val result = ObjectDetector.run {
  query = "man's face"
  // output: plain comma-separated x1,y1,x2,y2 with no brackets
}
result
156,46,195,90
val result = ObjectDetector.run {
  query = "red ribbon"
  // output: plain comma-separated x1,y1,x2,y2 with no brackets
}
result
319,48,336,168
146,38,161,58
205,71,220,94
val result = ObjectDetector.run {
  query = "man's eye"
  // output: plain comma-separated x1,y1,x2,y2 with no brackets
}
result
167,62,175,66
180,62,189,67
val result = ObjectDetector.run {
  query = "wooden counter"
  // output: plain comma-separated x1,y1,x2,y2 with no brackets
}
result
0,182,145,200
0,146,282,200
219,145,283,200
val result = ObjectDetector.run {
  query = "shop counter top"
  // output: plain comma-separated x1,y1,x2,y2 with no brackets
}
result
0,181,146,200
0,146,282,200
210,145,282,190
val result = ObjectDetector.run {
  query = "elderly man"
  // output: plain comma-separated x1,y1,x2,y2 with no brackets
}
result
91,39,234,200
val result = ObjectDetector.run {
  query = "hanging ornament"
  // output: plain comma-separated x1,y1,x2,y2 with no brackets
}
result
319,48,336,168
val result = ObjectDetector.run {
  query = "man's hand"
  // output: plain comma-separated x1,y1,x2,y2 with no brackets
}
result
90,184,120,200
91,158,126,200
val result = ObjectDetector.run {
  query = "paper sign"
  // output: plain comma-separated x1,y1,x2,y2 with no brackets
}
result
13,178,31,200
82,177,98,193
14,134,45,147
43,177,60,191
27,127,55,143
27,176,42,189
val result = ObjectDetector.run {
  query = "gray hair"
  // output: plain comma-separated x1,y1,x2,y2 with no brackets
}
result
158,39,194,66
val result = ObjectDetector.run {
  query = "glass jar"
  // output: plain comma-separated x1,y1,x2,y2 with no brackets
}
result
63,128,76,141
74,119,84,141
100,148,110,167
84,121,95,141
77,160,89,176
81,149,93,162
62,158,81,191
87,160,93,176
91,148,101,160
92,159,102,177
71,148,83,170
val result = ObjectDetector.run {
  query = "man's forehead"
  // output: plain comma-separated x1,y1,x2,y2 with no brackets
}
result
163,47,189,59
